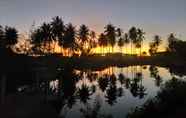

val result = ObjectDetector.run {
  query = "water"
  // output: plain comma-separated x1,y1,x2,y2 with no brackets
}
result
1,65,186,118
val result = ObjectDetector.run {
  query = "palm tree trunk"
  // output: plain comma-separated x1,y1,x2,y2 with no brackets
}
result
140,44,141,57
49,41,51,54
120,47,122,54
131,42,132,55
60,47,62,55
112,46,114,53
103,46,104,55
53,41,57,53
126,44,128,55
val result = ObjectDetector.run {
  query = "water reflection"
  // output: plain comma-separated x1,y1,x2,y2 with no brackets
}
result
127,76,186,118
79,95,113,118
0,65,185,118
149,66,163,87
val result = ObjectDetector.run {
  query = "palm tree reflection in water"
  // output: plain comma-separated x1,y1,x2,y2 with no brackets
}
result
9,65,176,118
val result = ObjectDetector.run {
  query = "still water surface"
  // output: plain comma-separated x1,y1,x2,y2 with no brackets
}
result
48,65,184,118
4,65,186,118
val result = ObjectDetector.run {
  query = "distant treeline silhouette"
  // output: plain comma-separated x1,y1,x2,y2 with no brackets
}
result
0,16,186,57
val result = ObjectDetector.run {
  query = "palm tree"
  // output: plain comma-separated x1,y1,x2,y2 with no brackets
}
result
149,42,156,55
154,35,162,48
137,28,145,56
51,16,65,53
124,33,130,54
63,23,76,56
78,24,89,44
98,33,106,55
149,35,162,55
118,37,125,54
167,33,177,52
129,27,138,55
40,23,53,53
31,28,44,54
154,35,162,52
117,28,122,38
78,24,90,55
104,24,116,53
89,30,97,49
4,26,18,49
117,28,124,54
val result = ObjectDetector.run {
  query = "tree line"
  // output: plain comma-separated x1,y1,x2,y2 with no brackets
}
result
0,16,185,57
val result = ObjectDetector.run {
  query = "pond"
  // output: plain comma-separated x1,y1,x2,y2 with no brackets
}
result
1,65,186,118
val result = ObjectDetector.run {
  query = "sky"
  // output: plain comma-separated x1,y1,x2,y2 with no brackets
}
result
0,0,186,42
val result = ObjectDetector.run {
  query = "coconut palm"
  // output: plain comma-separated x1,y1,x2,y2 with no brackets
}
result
129,27,138,55
117,28,124,54
137,28,145,56
40,23,53,53
51,16,65,53
78,24,89,44
31,28,44,54
149,35,162,55
89,30,97,49
149,42,156,55
63,23,76,56
4,26,18,49
78,24,90,55
118,37,125,54
104,24,116,53
154,35,162,48
98,33,107,55
124,33,130,54
167,33,178,52
154,35,161,45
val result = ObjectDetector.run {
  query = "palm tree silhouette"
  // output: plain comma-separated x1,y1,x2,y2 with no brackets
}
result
149,35,162,55
79,24,89,43
104,24,116,53
78,24,90,55
89,31,97,49
51,16,65,53
40,23,53,53
4,26,18,49
31,28,44,54
98,33,107,55
63,23,76,56
124,33,130,54
129,27,138,55
154,35,162,52
117,28,124,54
167,33,178,52
136,28,145,56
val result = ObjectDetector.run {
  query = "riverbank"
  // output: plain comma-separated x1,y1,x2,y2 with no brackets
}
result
1,53,186,72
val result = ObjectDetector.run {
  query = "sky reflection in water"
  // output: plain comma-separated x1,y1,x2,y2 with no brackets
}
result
47,65,184,118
